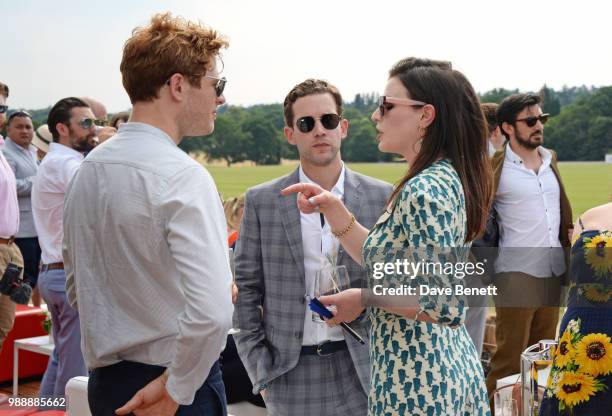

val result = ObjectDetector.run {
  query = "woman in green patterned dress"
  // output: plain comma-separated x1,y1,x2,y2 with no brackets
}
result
283,57,493,415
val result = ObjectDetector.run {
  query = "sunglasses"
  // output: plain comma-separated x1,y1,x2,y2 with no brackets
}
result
378,96,427,116
515,113,550,127
76,118,101,129
205,75,227,97
295,113,341,133
0,105,8,114
165,74,227,97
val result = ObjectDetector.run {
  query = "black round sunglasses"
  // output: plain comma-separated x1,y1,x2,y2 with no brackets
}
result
295,113,341,133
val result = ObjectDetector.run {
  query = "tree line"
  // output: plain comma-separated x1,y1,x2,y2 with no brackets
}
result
9,85,611,163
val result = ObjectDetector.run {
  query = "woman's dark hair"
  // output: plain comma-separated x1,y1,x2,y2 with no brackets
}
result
387,57,493,242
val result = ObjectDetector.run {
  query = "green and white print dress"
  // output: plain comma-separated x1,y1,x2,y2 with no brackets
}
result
363,159,490,416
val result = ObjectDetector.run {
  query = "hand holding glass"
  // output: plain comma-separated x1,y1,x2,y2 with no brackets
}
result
312,265,349,323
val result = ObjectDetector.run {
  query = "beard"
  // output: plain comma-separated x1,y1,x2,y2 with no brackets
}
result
68,127,96,152
515,128,543,150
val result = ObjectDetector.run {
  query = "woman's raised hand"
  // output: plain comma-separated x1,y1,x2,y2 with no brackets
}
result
281,182,340,215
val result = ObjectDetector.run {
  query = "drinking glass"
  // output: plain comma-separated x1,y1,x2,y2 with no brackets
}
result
502,398,518,416
312,265,350,323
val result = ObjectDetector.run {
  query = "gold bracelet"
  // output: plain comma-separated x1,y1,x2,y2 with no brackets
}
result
333,214,356,238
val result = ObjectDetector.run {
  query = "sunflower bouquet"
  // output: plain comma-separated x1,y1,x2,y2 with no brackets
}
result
545,318,611,413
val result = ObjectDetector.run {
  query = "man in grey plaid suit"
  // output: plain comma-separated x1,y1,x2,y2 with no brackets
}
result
233,79,392,415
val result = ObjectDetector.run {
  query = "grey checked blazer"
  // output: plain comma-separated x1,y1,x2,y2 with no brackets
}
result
1,138,38,237
233,167,392,395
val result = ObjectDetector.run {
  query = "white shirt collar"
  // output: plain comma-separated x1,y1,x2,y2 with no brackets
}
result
298,163,346,198
505,143,552,167
118,122,177,147
48,142,85,160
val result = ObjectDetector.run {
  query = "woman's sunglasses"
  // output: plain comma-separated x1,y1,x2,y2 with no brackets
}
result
515,114,550,127
295,113,341,133
378,96,427,116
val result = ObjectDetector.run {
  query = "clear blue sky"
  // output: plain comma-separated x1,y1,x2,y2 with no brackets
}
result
4,0,611,113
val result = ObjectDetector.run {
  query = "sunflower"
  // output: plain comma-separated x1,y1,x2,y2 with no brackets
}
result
556,372,597,407
575,333,612,376
555,329,577,368
583,284,612,303
583,233,612,278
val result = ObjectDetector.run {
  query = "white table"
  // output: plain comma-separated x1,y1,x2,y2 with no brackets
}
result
13,335,54,395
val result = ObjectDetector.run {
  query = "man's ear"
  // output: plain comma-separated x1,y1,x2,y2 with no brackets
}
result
284,126,296,145
501,122,513,139
166,73,185,102
340,118,349,141
55,122,69,138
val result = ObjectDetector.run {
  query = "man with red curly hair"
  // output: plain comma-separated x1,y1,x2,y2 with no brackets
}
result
64,13,233,415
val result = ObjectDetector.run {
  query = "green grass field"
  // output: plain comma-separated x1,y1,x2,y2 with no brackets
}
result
206,161,611,218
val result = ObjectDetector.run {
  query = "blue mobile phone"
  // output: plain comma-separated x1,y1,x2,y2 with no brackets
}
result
307,296,365,345
308,296,334,319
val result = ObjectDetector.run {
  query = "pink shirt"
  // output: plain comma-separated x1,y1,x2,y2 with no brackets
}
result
0,136,20,238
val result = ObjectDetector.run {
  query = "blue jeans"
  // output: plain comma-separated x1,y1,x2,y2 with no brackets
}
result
38,268,87,397
88,359,227,416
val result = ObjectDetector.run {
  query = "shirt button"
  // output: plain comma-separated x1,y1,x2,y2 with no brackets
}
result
294,331,302,339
